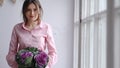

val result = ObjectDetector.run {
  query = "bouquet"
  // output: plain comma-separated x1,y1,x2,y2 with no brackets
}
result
15,47,49,68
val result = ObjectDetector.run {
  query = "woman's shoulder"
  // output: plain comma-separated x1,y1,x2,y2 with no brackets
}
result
13,22,24,30
41,21,52,29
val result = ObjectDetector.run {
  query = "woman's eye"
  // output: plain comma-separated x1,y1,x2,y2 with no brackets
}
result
34,9,37,11
26,9,31,12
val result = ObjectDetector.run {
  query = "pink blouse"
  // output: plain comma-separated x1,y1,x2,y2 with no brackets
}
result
6,21,57,68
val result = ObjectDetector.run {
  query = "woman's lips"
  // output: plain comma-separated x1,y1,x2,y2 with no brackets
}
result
30,16,34,18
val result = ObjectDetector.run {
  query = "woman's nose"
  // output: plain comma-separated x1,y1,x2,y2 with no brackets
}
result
30,10,34,15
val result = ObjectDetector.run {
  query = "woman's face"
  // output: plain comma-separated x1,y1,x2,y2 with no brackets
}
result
25,3,39,22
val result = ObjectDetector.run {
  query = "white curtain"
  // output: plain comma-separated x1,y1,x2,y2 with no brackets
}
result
80,0,120,68
73,0,80,68
81,0,107,68
114,0,120,68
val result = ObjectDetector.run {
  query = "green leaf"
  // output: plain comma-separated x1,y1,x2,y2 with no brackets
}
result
25,57,33,66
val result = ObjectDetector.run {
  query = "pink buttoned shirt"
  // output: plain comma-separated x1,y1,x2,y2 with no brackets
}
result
6,21,57,68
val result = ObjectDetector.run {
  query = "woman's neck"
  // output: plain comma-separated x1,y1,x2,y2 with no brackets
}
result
25,21,39,30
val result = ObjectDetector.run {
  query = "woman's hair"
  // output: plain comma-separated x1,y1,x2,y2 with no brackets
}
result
22,0,43,23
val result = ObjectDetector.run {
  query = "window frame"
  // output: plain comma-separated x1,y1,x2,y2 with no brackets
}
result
73,0,80,68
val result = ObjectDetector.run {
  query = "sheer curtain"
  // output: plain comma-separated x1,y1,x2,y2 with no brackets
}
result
114,0,120,68
81,0,106,68
73,0,80,68
78,0,120,68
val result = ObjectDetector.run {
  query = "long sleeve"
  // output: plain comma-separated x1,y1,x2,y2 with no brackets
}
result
45,24,57,68
6,26,18,68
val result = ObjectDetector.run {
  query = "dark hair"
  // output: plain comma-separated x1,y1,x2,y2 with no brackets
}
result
22,0,43,23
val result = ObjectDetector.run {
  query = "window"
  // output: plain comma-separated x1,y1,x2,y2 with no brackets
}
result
74,0,120,68
81,0,107,68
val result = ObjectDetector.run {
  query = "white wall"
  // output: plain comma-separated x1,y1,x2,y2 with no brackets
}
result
0,0,74,68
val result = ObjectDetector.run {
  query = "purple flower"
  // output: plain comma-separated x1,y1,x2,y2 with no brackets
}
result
20,51,33,59
34,51,49,67
20,51,33,64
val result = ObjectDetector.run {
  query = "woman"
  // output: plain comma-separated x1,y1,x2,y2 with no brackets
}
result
6,0,57,68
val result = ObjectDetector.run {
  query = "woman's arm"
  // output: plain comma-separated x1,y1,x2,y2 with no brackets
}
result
6,26,18,68
45,24,57,68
